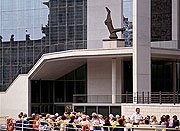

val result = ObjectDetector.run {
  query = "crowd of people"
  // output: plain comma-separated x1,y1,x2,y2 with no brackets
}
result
15,108,179,130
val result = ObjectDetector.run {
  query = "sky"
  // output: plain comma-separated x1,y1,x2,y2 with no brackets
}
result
0,0,132,41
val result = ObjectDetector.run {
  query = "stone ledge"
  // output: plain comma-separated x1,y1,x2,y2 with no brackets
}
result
102,39,125,48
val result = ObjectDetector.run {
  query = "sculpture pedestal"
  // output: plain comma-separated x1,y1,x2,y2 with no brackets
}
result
102,39,125,48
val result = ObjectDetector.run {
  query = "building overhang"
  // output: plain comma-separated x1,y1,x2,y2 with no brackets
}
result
26,47,180,80
151,47,180,60
28,47,133,80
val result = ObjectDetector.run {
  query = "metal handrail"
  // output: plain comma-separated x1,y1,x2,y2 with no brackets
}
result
73,92,180,104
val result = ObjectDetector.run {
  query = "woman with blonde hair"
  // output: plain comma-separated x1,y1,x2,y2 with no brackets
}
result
150,115,158,125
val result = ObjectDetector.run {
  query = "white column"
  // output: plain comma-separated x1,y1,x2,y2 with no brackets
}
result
112,58,117,104
116,58,123,103
173,62,177,92
133,0,151,103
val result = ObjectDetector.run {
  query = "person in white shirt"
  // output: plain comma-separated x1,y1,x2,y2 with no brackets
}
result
130,108,142,125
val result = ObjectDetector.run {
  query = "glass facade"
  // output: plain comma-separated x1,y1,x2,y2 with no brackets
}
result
74,106,121,117
123,60,179,93
0,0,87,91
123,61,133,93
31,65,87,114
151,0,172,41
151,60,173,92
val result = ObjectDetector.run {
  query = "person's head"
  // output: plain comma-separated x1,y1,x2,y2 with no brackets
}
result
161,116,165,122
112,117,117,122
147,115,150,120
136,108,140,114
18,114,22,119
23,113,27,118
99,114,103,120
109,114,114,119
104,117,110,124
121,115,125,120
144,117,150,124
117,119,124,126
20,112,23,116
173,115,178,120
81,111,85,115
165,115,170,121
61,115,66,120
70,116,75,121
86,115,90,121
36,114,40,119
151,115,156,121
162,115,166,119
116,115,120,119
82,115,86,121
73,112,76,116
39,115,42,119
55,113,59,118
32,113,36,119
46,114,50,118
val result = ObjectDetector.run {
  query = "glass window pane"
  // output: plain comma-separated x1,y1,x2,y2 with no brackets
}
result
66,81,74,102
11,48,17,64
75,65,85,80
55,105,65,116
67,7,74,25
86,106,96,115
75,81,85,94
32,105,40,114
75,6,83,24
3,48,10,65
75,25,83,40
74,106,84,112
31,80,40,103
98,106,109,117
55,81,64,102
41,81,53,103
110,106,121,116
66,71,75,80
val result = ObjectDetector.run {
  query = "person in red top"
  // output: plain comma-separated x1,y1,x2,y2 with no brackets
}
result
33,114,40,130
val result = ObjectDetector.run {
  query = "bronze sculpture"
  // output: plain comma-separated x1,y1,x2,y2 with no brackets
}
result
105,7,125,39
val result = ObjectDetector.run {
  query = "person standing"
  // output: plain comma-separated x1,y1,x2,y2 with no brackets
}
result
130,108,142,125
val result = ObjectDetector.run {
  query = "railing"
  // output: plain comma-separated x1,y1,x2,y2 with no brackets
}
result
1,117,180,131
134,92,180,104
73,93,133,103
73,92,180,104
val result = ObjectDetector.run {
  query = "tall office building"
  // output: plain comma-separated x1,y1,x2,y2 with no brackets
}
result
0,0,87,91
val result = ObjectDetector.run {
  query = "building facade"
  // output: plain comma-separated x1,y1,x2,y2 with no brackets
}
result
0,0,87,91
0,0,180,119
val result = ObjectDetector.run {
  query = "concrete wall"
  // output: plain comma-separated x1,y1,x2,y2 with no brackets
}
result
87,59,123,103
121,104,180,121
0,75,29,119
87,0,123,49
